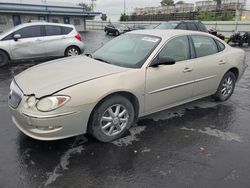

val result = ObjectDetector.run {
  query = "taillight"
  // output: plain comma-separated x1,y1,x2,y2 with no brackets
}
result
75,33,82,41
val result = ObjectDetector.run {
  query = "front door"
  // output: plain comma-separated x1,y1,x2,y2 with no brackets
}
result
145,35,195,112
9,25,46,59
12,15,21,26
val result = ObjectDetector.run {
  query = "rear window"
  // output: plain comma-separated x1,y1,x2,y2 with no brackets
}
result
187,23,198,31
197,23,207,32
62,27,73,35
45,25,62,36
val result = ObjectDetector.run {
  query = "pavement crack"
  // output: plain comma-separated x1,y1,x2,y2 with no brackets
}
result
43,137,87,187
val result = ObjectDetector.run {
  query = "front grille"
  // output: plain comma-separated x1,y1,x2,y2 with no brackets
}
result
8,80,23,109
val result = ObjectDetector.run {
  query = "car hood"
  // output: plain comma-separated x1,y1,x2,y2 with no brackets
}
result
14,55,129,98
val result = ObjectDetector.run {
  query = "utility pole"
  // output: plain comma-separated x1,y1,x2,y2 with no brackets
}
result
124,0,126,14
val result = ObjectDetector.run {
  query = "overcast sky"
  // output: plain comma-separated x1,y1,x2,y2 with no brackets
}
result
9,0,250,21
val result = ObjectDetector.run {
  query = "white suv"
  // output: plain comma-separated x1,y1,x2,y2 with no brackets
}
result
0,22,85,67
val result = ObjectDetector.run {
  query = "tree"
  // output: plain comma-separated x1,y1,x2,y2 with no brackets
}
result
79,3,92,11
175,1,184,4
196,11,234,21
160,0,174,6
120,13,129,21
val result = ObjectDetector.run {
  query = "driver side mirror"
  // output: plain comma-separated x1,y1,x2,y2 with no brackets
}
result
14,34,21,41
150,56,176,67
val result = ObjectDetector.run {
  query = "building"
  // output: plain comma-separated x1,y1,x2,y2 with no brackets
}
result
0,0,101,32
195,0,247,11
133,3,194,16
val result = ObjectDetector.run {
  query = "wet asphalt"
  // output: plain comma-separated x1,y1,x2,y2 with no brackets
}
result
0,31,250,188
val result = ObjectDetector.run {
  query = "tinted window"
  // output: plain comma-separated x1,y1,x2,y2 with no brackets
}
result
15,26,43,38
216,40,225,51
45,25,62,36
197,23,207,32
62,27,73,35
155,22,178,29
176,23,187,30
192,35,218,58
159,36,190,62
187,23,198,31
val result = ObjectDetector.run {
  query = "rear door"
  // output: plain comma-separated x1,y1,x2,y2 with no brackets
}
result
43,25,73,57
9,25,46,59
190,35,226,97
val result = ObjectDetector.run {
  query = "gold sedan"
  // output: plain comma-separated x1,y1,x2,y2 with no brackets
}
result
9,30,247,142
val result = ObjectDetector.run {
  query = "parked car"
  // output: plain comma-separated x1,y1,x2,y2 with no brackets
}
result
208,28,225,40
227,31,250,46
0,22,85,67
155,21,208,32
9,30,247,142
155,21,226,40
104,23,130,36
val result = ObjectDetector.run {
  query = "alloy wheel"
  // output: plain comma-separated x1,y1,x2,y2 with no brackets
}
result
100,104,129,136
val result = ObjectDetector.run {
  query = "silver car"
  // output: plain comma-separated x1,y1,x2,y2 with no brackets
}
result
8,30,247,142
0,22,85,67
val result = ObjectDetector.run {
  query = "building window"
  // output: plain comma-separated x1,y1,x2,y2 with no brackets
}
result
74,19,81,26
52,18,59,23
0,16,7,25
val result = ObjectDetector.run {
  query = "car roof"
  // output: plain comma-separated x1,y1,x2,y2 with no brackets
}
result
129,29,209,39
17,22,75,28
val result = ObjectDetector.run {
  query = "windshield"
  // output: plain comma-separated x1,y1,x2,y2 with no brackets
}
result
92,34,161,68
155,23,178,30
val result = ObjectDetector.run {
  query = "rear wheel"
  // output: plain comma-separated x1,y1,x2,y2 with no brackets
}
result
213,72,236,101
65,46,80,57
89,95,135,142
0,50,9,67
115,30,120,36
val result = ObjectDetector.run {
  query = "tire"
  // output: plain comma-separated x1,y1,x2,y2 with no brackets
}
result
115,30,120,36
65,46,81,57
213,72,236,102
105,30,109,35
89,95,135,142
0,50,9,67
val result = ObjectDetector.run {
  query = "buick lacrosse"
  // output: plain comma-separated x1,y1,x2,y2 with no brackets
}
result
9,30,247,142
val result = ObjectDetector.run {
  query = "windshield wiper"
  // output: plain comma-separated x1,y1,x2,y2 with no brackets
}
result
93,58,111,64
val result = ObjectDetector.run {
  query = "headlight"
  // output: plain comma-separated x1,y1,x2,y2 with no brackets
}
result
36,96,70,112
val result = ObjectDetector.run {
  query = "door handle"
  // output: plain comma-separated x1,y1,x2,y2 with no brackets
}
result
183,67,193,73
218,60,227,65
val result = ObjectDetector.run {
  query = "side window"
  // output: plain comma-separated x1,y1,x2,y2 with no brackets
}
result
215,40,225,52
61,27,73,35
159,36,190,62
192,35,218,58
187,23,198,31
176,23,187,30
45,25,62,36
15,26,43,38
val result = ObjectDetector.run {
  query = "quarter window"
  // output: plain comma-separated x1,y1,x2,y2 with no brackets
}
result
15,26,43,38
215,40,225,52
62,27,73,35
191,35,218,58
159,36,190,62
45,25,62,36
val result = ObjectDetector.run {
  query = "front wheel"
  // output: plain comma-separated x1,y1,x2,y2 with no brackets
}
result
89,95,135,142
213,72,236,101
0,50,9,67
65,46,80,57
